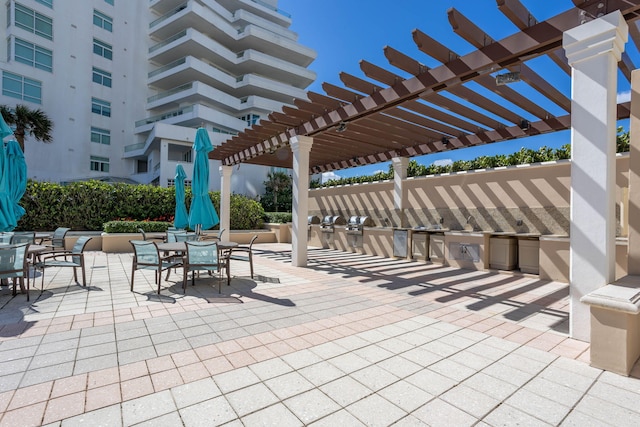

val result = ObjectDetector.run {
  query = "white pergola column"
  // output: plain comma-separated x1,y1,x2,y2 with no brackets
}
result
290,135,313,267
219,165,232,240
392,157,409,227
628,70,640,274
563,11,628,341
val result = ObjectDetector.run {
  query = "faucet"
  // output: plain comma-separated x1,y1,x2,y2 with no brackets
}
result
464,215,474,231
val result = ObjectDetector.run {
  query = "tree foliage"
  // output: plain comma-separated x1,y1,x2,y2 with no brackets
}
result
261,171,292,212
0,104,53,151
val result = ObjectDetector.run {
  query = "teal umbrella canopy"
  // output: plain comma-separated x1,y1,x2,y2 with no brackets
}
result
174,164,189,229
188,128,219,232
5,140,26,221
0,142,19,232
0,113,13,140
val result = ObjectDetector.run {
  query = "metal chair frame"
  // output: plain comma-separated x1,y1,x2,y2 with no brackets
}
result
130,240,182,294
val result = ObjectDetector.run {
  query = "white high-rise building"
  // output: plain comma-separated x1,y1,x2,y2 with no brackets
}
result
0,0,316,196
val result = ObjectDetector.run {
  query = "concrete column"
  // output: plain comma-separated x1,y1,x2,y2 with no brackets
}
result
219,165,232,240
563,11,628,341
628,70,640,274
290,135,313,267
392,157,409,228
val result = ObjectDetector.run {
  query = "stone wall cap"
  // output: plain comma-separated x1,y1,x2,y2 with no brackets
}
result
581,277,640,313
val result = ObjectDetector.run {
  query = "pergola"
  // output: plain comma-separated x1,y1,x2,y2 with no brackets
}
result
211,0,640,352
211,0,638,173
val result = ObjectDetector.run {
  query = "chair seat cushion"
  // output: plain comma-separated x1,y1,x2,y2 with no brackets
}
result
43,260,81,268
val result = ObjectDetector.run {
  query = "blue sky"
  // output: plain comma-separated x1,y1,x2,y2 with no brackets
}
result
277,0,632,179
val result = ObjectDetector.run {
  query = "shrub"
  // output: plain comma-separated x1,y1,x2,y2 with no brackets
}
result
103,220,174,233
18,180,265,231
264,212,292,223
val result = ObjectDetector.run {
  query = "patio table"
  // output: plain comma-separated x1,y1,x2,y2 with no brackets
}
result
156,241,237,286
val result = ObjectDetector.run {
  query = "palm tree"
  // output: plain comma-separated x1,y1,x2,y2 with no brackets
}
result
0,105,53,151
263,171,292,213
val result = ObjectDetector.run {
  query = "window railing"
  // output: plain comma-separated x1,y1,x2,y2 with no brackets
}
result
147,82,193,103
134,105,194,127
149,29,187,53
148,57,186,78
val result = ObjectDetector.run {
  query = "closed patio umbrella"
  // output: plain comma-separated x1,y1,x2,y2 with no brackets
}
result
188,128,219,235
0,113,23,232
0,142,16,232
5,140,26,222
174,164,189,229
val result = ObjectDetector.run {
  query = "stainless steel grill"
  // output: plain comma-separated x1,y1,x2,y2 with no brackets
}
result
320,215,345,233
308,215,320,225
346,216,374,235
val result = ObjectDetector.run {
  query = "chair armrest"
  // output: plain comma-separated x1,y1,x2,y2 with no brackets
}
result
40,251,80,262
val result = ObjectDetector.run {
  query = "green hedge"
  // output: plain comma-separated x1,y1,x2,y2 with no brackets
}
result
18,180,264,231
103,221,174,233
264,212,292,224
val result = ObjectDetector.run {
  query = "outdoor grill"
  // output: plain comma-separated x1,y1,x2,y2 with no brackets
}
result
320,215,345,233
346,216,374,235
308,215,320,226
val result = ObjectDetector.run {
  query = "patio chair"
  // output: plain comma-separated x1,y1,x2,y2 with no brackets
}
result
10,231,35,244
166,229,186,243
37,236,93,289
182,241,230,293
0,243,30,301
130,240,182,294
228,234,258,279
174,232,198,242
46,227,71,250
137,228,165,243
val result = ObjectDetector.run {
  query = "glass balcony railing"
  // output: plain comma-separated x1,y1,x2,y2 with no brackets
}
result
149,29,187,53
247,0,291,18
124,142,145,153
148,57,187,78
147,82,193,103
149,2,188,28
134,105,194,127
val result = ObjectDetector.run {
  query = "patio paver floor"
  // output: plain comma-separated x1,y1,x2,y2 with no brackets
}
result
0,244,638,426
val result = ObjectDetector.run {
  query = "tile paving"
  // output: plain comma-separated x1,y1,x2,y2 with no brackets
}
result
0,244,639,426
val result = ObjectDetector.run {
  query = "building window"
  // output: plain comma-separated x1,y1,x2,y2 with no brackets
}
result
91,97,111,117
91,127,110,145
35,0,53,8
93,39,112,60
137,160,148,173
90,155,109,172
14,38,52,72
92,67,111,87
2,71,41,103
104,0,114,5
93,10,112,32
239,114,260,127
14,3,53,40
167,179,191,187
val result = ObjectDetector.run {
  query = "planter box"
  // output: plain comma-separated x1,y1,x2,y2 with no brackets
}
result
101,233,143,253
